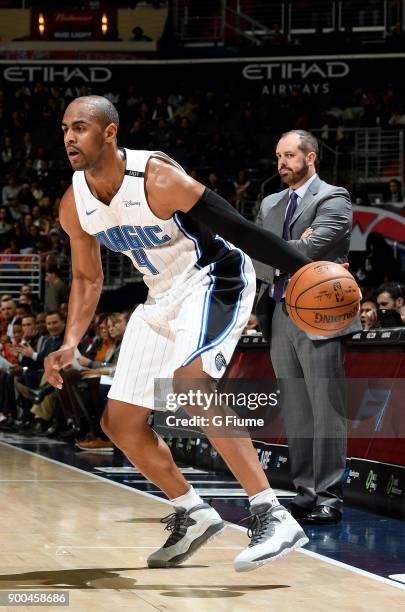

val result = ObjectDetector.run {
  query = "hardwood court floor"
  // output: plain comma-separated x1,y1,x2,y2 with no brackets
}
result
0,443,403,612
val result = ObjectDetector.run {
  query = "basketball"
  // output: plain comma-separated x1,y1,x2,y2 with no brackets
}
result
285,261,361,336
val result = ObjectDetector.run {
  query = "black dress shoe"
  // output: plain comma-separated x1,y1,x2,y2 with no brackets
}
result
29,384,54,404
288,503,313,519
302,505,342,524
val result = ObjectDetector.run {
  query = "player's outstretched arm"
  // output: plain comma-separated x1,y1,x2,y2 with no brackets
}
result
44,186,104,388
146,158,311,274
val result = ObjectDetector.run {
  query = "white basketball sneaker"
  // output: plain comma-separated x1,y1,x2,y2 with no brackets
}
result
147,503,225,568
234,503,309,572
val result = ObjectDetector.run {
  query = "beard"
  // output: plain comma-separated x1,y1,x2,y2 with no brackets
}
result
279,160,309,186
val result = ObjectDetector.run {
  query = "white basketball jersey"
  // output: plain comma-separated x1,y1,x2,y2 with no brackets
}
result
72,148,229,297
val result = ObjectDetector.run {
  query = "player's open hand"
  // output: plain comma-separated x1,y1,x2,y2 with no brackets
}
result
44,345,75,389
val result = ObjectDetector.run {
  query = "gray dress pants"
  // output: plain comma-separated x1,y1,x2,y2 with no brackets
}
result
270,302,347,511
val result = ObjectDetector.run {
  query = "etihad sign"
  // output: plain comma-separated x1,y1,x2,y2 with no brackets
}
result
3,66,112,83
242,61,350,80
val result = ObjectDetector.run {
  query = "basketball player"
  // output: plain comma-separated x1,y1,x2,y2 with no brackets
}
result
45,96,312,572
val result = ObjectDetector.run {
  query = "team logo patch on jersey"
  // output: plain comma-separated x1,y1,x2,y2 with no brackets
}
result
123,200,141,207
215,352,227,371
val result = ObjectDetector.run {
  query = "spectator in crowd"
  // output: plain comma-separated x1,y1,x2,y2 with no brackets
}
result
384,179,403,204
150,117,171,150
243,313,260,333
20,132,34,161
376,282,405,322
15,311,65,432
15,310,64,385
360,299,378,330
0,299,17,340
19,285,40,315
388,179,403,201
388,104,405,125
151,95,173,122
267,22,287,47
130,26,153,42
0,318,22,364
35,312,48,341
44,266,69,312
363,282,405,328
76,311,129,451
1,137,16,172
2,176,21,206
19,159,36,185
15,304,32,319
0,314,40,428
78,314,114,368
18,295,38,316
206,171,222,195
30,181,44,203
0,207,12,247
230,170,252,210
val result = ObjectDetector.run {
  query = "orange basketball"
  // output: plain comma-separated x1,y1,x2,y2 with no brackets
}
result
285,261,361,336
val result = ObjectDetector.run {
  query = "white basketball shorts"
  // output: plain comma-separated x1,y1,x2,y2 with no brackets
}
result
108,250,256,410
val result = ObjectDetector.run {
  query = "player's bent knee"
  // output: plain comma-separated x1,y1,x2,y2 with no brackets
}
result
173,369,218,416
101,400,151,442
173,364,215,392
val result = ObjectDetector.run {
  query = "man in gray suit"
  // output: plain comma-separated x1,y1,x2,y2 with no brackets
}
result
255,130,360,524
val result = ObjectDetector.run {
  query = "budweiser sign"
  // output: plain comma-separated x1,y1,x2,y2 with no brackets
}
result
54,12,95,24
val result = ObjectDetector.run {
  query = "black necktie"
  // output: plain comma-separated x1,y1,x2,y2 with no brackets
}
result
273,191,299,302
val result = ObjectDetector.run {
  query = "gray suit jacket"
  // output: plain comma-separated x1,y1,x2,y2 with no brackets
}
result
255,175,361,340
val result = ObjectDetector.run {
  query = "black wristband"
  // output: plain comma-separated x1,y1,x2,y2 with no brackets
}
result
187,188,311,274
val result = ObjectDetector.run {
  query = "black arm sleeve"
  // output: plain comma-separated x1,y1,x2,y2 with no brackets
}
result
187,188,311,274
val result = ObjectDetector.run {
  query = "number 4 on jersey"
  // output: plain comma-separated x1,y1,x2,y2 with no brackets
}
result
131,248,159,275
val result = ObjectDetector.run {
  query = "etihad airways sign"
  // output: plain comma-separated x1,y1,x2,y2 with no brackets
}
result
242,60,350,95
3,66,112,83
242,61,350,80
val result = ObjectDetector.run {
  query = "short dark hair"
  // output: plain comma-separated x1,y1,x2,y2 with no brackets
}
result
16,303,32,315
46,265,60,276
389,178,402,188
72,95,119,129
281,130,319,156
361,298,377,308
45,310,64,320
376,282,405,300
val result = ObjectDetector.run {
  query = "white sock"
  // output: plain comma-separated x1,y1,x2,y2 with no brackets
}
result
249,487,279,508
171,486,204,511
